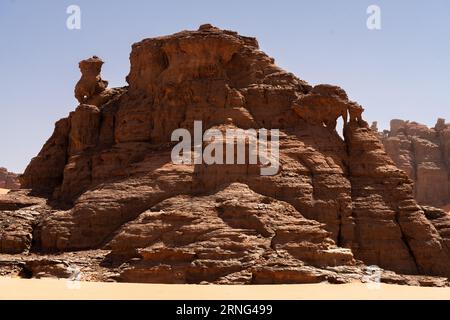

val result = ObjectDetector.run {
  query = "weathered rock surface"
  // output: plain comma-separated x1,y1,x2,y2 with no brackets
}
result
112,183,355,283
379,119,450,207
0,25,449,285
0,168,20,189
74,56,112,106
0,191,47,253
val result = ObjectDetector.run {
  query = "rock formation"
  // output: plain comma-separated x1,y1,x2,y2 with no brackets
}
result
0,168,20,189
74,56,108,104
1,25,450,285
292,84,364,130
379,119,450,208
73,56,123,108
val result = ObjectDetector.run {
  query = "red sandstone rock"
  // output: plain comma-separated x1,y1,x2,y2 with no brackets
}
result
292,84,364,130
74,56,108,104
380,119,450,207
0,190,46,211
0,168,20,190
0,190,47,253
345,122,450,276
3,25,450,284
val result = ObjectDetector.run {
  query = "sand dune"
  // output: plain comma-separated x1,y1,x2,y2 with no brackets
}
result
0,278,450,300
0,188,9,195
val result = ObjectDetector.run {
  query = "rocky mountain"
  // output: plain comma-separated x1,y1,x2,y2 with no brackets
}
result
0,167,20,189
378,119,450,208
1,25,450,285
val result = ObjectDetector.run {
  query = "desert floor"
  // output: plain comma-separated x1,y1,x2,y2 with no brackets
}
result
0,188,9,195
0,278,450,300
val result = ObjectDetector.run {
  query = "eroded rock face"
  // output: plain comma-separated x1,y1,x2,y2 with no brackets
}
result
74,56,108,104
112,183,355,283
5,25,450,284
292,84,364,130
0,168,20,189
0,190,47,253
380,119,450,207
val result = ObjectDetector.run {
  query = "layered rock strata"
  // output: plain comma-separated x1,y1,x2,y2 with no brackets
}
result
0,168,20,190
379,119,450,208
0,25,448,284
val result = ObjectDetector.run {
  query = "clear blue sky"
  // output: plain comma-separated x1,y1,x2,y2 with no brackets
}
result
1,0,449,173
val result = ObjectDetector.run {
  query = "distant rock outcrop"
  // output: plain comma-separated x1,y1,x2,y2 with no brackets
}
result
0,26,449,285
379,119,450,208
0,168,20,189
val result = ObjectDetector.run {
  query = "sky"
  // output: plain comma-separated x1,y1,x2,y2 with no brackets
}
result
0,0,449,173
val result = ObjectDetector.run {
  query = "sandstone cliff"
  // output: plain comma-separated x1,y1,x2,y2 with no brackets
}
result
0,167,20,189
1,25,450,285
379,119,450,208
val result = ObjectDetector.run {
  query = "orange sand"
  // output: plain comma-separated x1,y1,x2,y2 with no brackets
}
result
0,278,450,300
0,188,9,195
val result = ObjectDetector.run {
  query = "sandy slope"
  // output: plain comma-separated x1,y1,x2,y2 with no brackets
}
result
0,188,9,195
0,278,450,300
